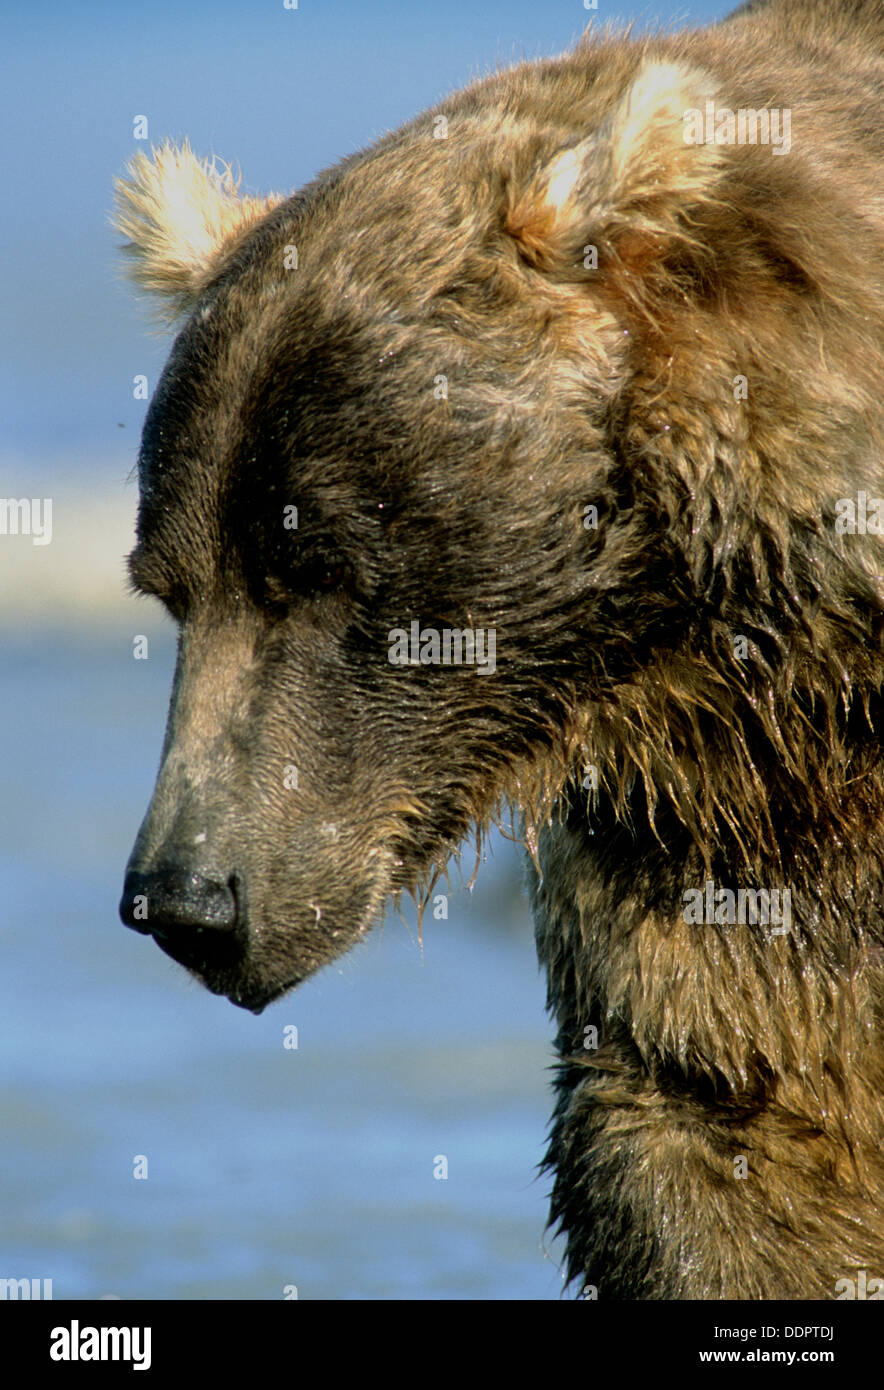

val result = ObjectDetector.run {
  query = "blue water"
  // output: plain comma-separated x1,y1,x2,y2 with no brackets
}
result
0,626,565,1298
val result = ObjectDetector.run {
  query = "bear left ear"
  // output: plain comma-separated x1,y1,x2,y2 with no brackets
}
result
113,140,283,317
505,59,723,274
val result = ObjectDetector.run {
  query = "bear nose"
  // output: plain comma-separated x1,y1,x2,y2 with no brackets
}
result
119,869,239,935
119,868,243,974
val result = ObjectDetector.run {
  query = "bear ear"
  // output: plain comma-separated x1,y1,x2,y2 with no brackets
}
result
505,59,723,277
113,140,283,316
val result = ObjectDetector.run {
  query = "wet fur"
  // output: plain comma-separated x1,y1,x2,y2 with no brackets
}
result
116,0,884,1298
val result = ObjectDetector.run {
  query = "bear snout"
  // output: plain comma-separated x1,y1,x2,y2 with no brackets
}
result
119,866,245,974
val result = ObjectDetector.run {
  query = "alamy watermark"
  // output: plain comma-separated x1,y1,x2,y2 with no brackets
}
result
834,491,884,534
683,879,792,935
835,1270,884,1299
388,620,496,675
0,497,52,545
683,101,791,156
50,1321,151,1371
1,1276,52,1299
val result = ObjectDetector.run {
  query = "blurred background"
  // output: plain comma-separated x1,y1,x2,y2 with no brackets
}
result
1,0,731,1300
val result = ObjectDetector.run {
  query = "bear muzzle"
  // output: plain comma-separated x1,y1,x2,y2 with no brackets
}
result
119,865,250,981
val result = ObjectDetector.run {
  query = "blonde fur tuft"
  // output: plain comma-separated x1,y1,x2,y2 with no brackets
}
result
112,140,283,316
506,59,722,268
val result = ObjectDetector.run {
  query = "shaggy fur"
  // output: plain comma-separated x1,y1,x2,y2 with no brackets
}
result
114,141,282,315
115,0,884,1298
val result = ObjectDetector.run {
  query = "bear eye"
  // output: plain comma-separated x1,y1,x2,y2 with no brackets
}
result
297,552,353,597
264,536,354,607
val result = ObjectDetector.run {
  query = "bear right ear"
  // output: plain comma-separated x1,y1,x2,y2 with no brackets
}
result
113,140,283,317
505,58,724,285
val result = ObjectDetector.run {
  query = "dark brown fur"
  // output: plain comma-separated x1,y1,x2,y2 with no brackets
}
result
116,0,884,1297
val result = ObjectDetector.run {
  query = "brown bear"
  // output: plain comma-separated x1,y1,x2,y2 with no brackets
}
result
115,0,884,1298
